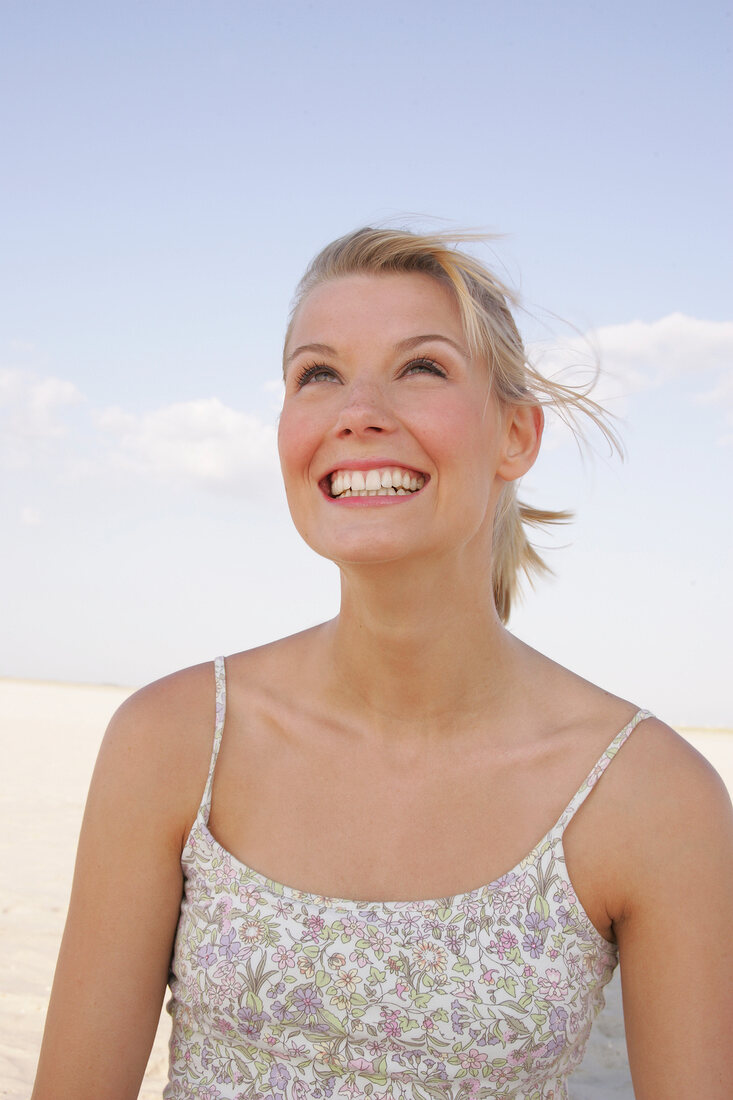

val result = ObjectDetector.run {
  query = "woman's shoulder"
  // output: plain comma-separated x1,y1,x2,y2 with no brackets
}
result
102,635,312,788
524,645,731,837
95,660,226,845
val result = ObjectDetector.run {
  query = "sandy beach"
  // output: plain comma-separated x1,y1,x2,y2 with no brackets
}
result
1,677,731,1099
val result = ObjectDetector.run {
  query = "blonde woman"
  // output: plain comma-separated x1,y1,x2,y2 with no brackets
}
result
33,228,733,1099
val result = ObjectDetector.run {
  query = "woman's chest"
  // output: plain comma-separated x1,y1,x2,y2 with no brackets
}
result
169,821,617,1095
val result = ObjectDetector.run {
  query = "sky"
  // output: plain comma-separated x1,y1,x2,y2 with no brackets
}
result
1,1,731,725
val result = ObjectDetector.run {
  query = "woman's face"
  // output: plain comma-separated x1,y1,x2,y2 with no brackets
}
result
278,272,537,569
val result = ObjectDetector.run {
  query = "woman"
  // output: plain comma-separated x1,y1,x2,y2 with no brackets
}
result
33,228,733,1099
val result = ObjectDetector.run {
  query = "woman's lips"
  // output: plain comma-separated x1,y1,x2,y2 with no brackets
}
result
325,465,427,499
314,462,429,501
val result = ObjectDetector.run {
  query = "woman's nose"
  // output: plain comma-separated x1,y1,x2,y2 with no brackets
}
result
334,380,397,437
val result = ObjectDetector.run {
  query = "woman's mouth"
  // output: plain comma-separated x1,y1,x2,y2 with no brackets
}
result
327,466,427,498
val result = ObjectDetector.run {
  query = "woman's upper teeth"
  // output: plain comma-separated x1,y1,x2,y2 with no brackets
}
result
330,467,425,496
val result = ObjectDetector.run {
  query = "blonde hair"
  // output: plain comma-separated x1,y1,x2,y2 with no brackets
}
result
284,226,620,622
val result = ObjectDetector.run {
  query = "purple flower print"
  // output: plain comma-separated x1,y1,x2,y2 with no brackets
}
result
522,932,544,958
217,929,241,961
549,1005,569,1033
292,985,322,1017
269,1063,290,1090
545,1032,567,1057
236,1005,265,1038
525,912,555,934
271,999,289,1021
197,943,217,968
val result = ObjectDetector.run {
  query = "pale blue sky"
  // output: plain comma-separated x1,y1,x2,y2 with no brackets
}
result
2,1,731,724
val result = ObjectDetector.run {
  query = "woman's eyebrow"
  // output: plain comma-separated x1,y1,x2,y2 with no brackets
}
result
285,341,337,366
285,333,467,369
395,333,468,356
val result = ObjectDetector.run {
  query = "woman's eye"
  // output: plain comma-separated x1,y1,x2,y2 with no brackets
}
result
295,363,338,387
403,358,446,377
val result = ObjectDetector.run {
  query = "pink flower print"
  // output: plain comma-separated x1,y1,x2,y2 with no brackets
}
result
304,914,325,942
273,945,296,970
395,981,409,999
349,949,369,968
498,930,518,958
482,968,498,985
506,877,532,907
523,964,536,977
214,962,240,1000
457,1049,488,1072
456,981,478,1000
338,1082,366,1100
214,861,236,886
553,878,577,904
422,1016,435,1031
490,1064,515,1085
367,929,392,955
548,948,560,959
238,882,262,907
341,915,364,937
380,1007,402,1038
199,1087,223,1100
412,939,447,975
491,891,514,916
347,1057,374,1072
538,968,570,1001
217,929,241,961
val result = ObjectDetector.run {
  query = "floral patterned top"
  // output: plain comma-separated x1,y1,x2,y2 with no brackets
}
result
165,657,650,1100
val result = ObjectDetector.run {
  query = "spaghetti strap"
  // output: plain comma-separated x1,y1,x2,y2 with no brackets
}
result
199,655,227,823
554,708,653,835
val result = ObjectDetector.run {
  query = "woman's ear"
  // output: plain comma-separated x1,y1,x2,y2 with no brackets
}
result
497,403,544,482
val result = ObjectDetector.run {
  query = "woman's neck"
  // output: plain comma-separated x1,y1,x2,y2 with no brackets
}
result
320,553,522,738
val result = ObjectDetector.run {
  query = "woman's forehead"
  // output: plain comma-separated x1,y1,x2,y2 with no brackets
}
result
287,271,465,350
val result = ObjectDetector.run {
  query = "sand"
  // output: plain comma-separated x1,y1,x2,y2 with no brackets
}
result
1,677,731,1099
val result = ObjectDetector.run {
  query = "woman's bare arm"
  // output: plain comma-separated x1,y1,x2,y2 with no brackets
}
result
614,721,733,1098
31,665,214,1100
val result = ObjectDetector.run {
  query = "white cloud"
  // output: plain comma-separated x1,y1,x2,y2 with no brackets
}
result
531,314,733,447
697,373,733,447
20,506,41,526
0,367,84,468
97,397,280,492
